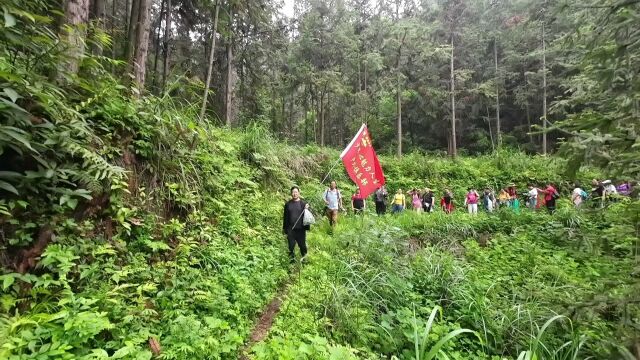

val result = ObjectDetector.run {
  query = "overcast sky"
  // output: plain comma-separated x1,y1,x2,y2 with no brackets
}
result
281,0,295,18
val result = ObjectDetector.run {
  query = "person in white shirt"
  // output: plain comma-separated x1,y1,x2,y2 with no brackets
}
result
527,184,538,209
602,180,618,203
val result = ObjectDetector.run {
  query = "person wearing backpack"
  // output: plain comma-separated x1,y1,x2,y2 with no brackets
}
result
542,182,559,214
422,188,435,213
482,187,495,212
464,187,479,215
283,186,310,263
571,182,587,208
323,180,343,227
374,186,388,215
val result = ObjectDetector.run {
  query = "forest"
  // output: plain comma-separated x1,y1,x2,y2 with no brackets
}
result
0,0,639,359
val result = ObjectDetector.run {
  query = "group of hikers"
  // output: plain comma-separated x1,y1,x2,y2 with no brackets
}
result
282,179,635,261
365,182,562,215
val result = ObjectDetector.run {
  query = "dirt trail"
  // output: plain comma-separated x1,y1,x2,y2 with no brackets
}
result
238,281,291,359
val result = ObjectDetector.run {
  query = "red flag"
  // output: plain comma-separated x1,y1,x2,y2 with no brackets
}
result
340,124,386,198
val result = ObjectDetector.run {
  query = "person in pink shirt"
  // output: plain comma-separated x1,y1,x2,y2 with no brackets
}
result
464,187,480,215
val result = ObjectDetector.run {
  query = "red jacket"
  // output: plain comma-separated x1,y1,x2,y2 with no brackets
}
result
544,185,557,202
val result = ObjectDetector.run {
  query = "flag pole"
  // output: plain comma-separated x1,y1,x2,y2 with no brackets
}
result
320,158,342,185
321,123,366,185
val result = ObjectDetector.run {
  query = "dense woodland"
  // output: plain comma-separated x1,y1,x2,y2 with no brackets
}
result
7,0,638,164
0,0,639,359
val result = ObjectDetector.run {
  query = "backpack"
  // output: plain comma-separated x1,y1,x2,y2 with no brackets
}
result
324,189,341,201
375,190,385,202
579,189,588,200
467,192,478,203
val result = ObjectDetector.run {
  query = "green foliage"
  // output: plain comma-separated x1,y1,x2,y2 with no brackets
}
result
251,202,639,359
1,1,639,359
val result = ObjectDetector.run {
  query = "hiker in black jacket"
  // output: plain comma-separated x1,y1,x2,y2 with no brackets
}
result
283,186,310,263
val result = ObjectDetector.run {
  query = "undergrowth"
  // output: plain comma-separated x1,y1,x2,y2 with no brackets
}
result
252,207,639,359
1,2,639,359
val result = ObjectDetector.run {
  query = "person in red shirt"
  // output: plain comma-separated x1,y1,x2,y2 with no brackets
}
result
440,189,454,214
541,182,559,214
351,188,366,215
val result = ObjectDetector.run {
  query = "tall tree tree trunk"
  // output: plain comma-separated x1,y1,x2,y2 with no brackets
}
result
304,84,309,143
124,0,139,63
89,0,105,55
313,92,318,144
524,66,533,144
450,36,457,158
110,0,117,70
396,69,402,157
320,90,325,147
542,21,547,155
395,0,403,157
152,0,165,90
161,0,172,91
132,0,151,89
199,0,220,121
486,104,495,152
224,34,234,126
61,0,91,76
494,38,501,147
288,93,294,139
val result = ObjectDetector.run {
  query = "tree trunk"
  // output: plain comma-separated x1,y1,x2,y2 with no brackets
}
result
396,69,402,157
395,0,402,157
304,84,309,143
89,0,105,55
110,0,117,70
494,38,501,147
524,67,533,144
450,36,457,158
542,21,547,155
161,0,172,91
313,93,318,144
486,104,495,152
61,0,91,76
152,0,165,90
124,0,139,63
320,90,325,147
328,91,333,146
199,0,220,121
364,60,368,93
288,93,294,139
224,34,234,126
124,0,130,53
132,0,151,89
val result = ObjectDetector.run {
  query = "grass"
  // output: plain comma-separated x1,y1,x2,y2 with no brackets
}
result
251,203,639,359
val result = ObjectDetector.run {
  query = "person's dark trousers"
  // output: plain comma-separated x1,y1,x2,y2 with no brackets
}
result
287,229,307,261
375,201,386,215
546,199,556,214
